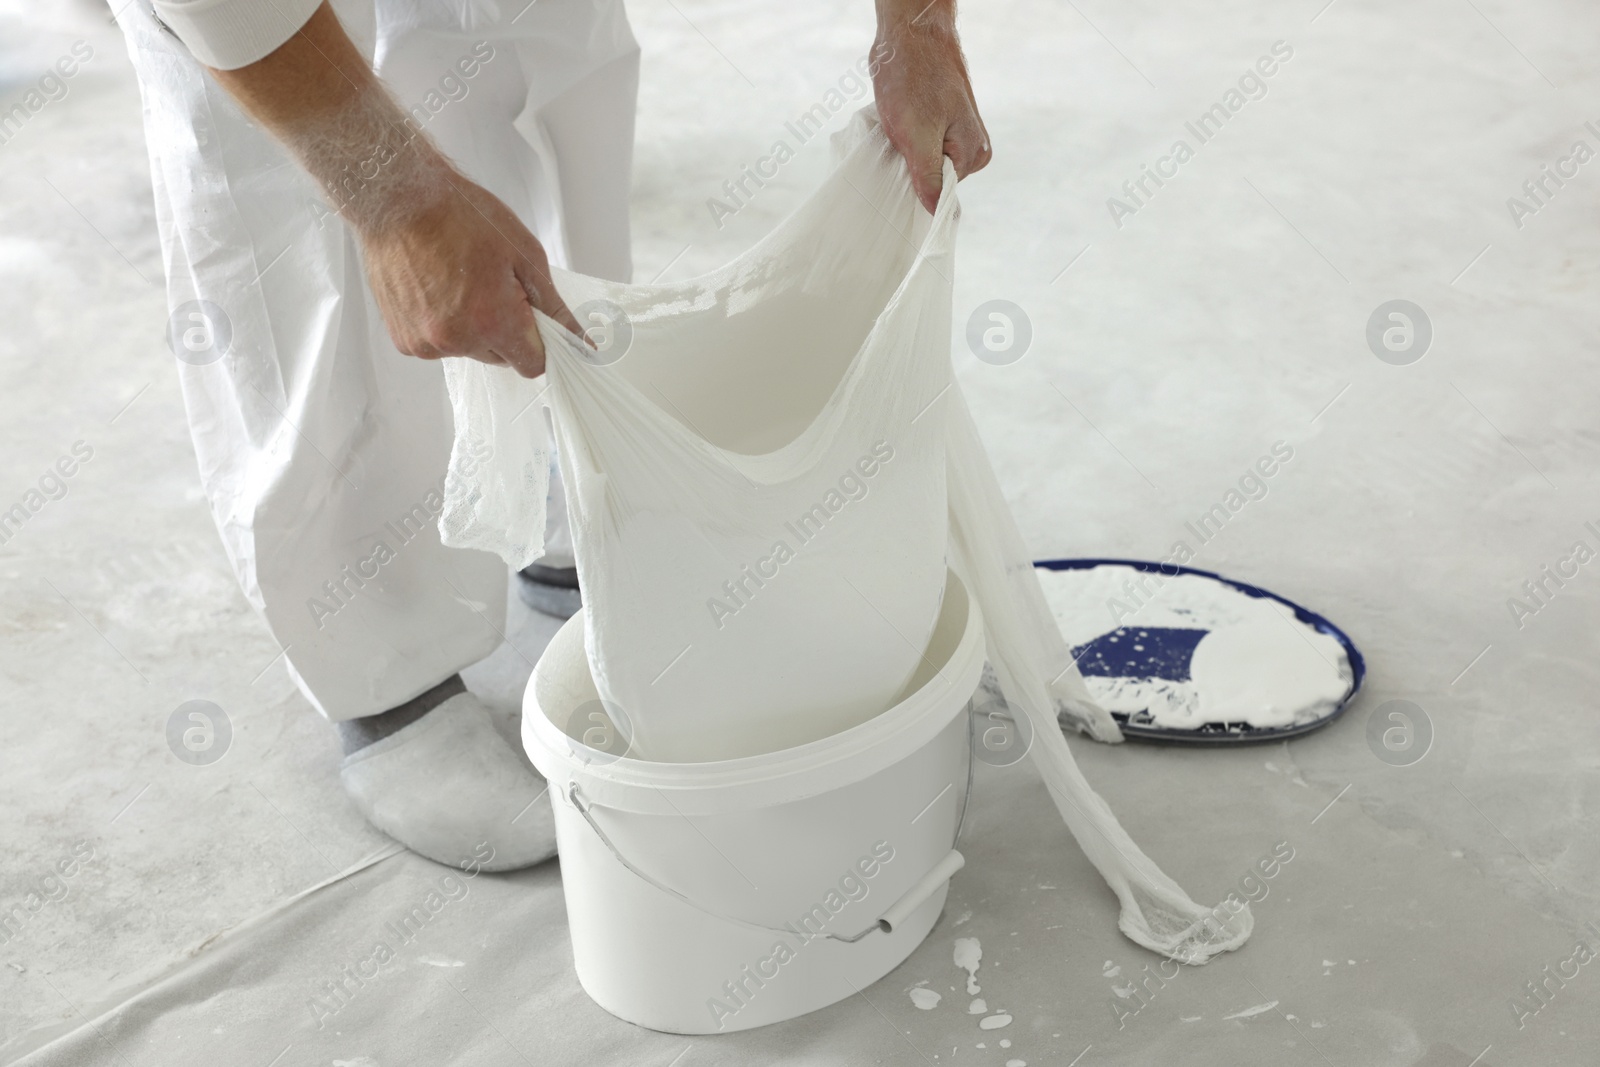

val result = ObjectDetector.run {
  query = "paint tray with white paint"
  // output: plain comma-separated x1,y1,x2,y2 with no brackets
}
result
1036,559,1365,741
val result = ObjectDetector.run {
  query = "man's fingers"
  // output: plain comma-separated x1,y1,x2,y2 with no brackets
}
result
898,117,991,213
532,276,583,341
505,222,574,329
946,117,992,180
550,294,584,341
899,133,947,214
912,162,944,214
512,253,583,340
492,320,547,379
491,272,548,378
907,121,994,211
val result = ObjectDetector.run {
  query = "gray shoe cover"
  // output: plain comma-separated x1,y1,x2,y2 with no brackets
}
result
339,692,557,871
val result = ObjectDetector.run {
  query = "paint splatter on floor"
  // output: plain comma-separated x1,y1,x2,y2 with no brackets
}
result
980,1013,1013,1030
910,987,942,1010
968,998,987,1014
1006,1060,1027,1067
954,937,982,994
1102,960,1121,977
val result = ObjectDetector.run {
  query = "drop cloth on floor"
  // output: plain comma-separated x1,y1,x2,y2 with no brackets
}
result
5,0,1600,1064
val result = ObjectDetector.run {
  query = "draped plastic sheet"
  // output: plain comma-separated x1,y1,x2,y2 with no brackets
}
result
441,109,1251,961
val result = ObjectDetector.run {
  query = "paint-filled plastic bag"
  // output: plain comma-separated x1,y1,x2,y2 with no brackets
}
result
441,107,1251,962
445,109,954,764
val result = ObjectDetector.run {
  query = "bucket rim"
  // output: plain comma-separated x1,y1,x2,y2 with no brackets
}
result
523,569,985,814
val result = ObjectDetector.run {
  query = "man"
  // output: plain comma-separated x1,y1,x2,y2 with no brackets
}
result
118,0,990,871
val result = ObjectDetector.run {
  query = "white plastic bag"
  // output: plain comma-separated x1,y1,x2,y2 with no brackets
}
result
442,107,1251,962
445,112,952,763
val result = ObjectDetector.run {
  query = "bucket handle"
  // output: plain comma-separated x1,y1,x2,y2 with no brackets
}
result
565,780,963,943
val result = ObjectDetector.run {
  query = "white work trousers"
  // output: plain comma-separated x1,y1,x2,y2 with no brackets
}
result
117,0,639,719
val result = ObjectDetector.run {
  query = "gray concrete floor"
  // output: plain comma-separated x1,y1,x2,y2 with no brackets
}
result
3,0,1599,1064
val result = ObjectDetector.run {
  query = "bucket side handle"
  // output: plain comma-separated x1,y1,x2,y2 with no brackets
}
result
565,781,962,944
871,849,964,935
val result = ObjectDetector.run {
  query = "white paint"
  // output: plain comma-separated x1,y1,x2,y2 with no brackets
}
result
1222,1001,1279,1020
909,987,942,1010
1007,1060,1027,1066
980,1013,1013,1030
1000,1038,1011,1047
954,937,982,994
1190,600,1350,727
1102,960,1121,977
1036,565,1351,729
968,998,987,1014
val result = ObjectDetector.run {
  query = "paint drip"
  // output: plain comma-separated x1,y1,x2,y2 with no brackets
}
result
954,937,982,994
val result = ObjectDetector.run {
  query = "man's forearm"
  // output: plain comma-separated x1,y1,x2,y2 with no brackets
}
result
208,2,452,235
875,0,957,38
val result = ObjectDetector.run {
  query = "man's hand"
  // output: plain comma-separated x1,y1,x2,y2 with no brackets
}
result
871,0,991,214
209,3,574,378
358,167,580,377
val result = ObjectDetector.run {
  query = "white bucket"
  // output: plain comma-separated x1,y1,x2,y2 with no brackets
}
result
522,569,984,1034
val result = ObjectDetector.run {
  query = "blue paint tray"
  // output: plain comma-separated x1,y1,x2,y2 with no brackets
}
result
1035,558,1366,743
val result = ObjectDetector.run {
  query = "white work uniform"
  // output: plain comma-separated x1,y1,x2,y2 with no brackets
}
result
115,0,639,719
